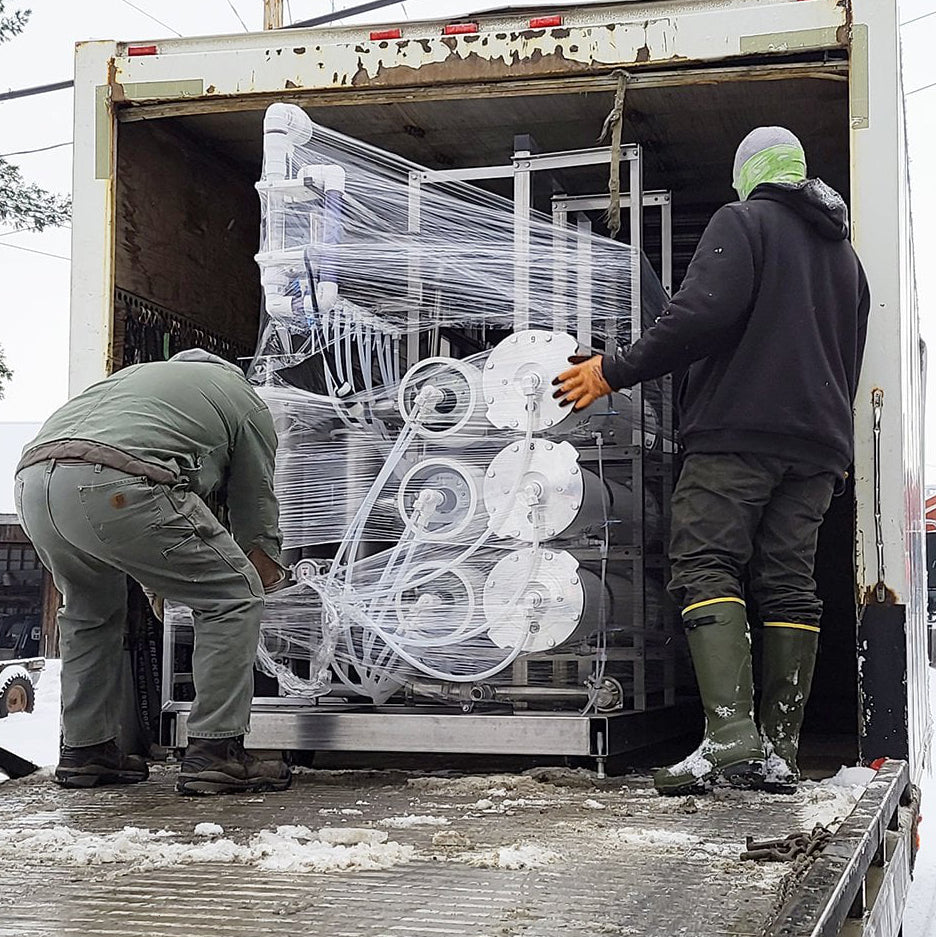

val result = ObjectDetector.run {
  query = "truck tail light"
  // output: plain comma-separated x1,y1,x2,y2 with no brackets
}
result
127,45,158,57
369,28,401,40
530,15,563,28
443,23,479,36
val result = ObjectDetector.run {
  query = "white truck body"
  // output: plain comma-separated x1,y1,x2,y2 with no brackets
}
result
42,2,931,933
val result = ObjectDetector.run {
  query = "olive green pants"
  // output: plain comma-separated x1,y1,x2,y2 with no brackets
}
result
15,461,264,747
668,453,836,626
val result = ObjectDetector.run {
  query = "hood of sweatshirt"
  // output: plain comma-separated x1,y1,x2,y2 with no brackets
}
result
748,178,849,241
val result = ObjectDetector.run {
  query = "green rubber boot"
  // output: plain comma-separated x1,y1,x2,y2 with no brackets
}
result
654,599,765,795
759,623,819,792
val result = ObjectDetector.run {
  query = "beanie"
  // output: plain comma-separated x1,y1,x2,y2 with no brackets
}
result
732,126,807,200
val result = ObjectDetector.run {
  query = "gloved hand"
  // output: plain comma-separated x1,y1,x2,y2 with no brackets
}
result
551,354,613,411
248,548,293,594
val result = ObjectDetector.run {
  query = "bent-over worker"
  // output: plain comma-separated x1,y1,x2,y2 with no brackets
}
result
15,349,291,795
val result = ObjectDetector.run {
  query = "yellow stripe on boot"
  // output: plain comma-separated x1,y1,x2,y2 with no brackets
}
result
763,621,820,634
681,596,746,617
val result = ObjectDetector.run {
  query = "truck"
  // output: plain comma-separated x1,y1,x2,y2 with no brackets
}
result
3,2,931,936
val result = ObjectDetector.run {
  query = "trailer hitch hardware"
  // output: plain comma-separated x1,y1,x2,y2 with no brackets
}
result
741,824,832,862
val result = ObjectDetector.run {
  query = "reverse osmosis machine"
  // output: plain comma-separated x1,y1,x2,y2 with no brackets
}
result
162,104,680,772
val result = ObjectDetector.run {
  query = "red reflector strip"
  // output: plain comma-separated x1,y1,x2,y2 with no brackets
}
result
443,23,479,35
369,28,402,40
127,45,158,57
529,15,563,28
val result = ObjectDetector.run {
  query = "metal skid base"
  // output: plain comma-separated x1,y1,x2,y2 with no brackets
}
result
162,702,691,774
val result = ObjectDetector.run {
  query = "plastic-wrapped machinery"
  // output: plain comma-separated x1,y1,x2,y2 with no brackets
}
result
166,103,672,714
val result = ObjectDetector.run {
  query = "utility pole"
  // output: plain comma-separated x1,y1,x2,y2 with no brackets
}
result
263,0,283,29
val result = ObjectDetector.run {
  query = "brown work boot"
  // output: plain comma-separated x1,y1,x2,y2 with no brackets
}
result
176,735,292,795
55,739,149,788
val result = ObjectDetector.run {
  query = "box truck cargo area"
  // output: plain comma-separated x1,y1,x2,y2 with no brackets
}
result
112,68,851,359
109,55,859,767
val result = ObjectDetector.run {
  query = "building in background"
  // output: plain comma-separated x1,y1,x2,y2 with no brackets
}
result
0,514,58,659
0,425,59,657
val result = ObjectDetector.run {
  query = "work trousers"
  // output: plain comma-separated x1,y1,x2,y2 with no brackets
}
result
15,461,264,747
667,453,836,626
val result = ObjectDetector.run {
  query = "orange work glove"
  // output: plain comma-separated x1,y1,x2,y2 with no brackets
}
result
551,354,613,411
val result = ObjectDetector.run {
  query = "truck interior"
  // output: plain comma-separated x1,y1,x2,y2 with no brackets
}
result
112,53,858,771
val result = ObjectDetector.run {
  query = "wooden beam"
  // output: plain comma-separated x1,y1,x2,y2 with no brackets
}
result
40,569,61,658
263,0,283,30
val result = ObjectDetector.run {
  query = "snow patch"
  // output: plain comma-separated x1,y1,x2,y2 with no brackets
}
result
798,781,865,831
193,823,224,837
378,814,450,829
0,659,61,780
825,766,877,788
0,823,413,874
466,843,561,869
613,827,701,848
661,747,714,780
583,799,607,810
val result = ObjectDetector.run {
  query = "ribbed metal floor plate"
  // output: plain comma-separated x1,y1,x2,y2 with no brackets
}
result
0,765,835,936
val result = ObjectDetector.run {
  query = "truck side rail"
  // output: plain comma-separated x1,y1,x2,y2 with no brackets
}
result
766,760,915,937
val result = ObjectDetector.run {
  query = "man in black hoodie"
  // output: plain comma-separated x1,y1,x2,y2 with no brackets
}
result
554,127,869,795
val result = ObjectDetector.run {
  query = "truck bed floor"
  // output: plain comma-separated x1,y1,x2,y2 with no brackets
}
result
0,764,860,937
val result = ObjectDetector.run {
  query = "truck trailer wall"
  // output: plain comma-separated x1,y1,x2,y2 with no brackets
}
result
850,0,931,776
68,0,930,776
114,121,260,354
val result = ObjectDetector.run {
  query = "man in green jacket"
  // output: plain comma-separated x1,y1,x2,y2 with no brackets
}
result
15,349,290,795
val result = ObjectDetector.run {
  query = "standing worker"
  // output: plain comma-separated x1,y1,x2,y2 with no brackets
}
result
554,127,869,794
15,349,292,795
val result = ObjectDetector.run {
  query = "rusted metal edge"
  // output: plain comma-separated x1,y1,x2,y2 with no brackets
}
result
113,60,848,123
764,759,911,937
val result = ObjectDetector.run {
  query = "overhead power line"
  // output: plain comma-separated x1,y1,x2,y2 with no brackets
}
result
0,224,71,237
906,77,936,96
902,10,936,27
288,0,404,29
0,141,73,158
225,0,249,31
0,80,74,103
0,242,70,261
116,0,183,37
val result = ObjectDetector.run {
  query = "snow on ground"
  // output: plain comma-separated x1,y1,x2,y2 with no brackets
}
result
797,773,872,831
903,668,936,937
0,822,415,873
461,842,561,870
378,814,450,828
0,658,61,781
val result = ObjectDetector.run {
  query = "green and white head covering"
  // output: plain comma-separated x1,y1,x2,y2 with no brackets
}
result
732,127,807,201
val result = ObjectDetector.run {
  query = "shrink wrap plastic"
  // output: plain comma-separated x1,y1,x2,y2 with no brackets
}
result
167,107,669,707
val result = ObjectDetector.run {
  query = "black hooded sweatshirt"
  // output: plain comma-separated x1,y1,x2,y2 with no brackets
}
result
601,180,870,475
